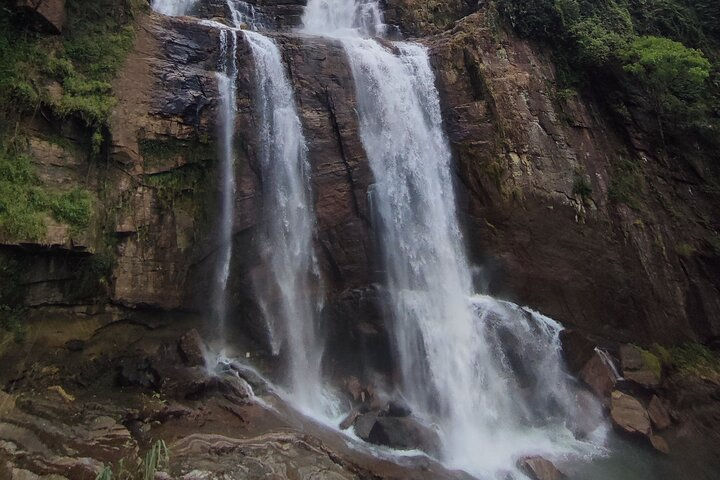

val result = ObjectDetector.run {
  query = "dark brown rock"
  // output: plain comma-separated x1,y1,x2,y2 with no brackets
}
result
383,399,412,418
367,417,440,454
354,412,379,441
559,329,596,374
16,0,66,33
579,352,616,402
517,456,566,480
178,329,206,367
610,390,651,437
619,345,661,389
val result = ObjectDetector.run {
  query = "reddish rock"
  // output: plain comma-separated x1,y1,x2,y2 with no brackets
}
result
647,395,672,431
610,390,651,437
650,434,670,454
517,456,566,480
178,329,206,367
579,352,616,402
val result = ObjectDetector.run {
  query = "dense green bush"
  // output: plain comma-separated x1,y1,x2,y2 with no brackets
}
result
0,141,93,241
622,35,710,130
495,0,718,146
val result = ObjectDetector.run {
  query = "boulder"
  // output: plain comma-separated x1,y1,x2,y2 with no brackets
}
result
647,395,672,430
117,357,160,390
650,434,670,454
367,417,440,454
610,390,651,437
619,345,661,389
517,456,565,480
383,399,412,418
15,0,65,33
579,352,616,402
339,410,360,430
178,329,206,367
353,411,379,440
559,330,595,375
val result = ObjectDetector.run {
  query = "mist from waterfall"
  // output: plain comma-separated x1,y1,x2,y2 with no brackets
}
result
151,0,198,16
303,0,607,477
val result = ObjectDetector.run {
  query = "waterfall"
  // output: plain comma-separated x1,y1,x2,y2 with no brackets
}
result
211,29,238,338
151,0,198,16
303,1,606,477
301,0,384,37
243,29,326,412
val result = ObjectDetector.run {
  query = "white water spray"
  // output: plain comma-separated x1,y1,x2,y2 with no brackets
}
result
303,1,606,477
241,31,326,411
151,0,198,16
302,0,384,37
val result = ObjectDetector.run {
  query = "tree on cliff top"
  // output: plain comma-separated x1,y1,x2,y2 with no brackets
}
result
621,35,710,139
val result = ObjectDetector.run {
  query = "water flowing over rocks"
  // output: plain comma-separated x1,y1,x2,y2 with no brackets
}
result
2,0,720,478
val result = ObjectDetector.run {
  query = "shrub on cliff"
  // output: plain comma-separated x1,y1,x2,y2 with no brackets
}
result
622,36,710,130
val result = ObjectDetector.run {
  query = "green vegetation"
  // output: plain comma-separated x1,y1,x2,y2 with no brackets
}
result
145,165,209,210
607,156,644,208
495,0,719,149
0,142,94,240
139,137,215,165
0,256,24,342
637,345,663,377
0,0,142,241
95,440,171,480
622,35,711,137
572,175,592,198
0,0,141,128
670,342,720,382
0,141,94,240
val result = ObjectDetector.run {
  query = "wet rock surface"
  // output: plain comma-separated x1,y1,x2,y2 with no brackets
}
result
517,456,566,480
619,345,662,389
611,390,652,436
0,320,470,480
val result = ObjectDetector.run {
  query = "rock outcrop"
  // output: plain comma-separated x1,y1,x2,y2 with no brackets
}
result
610,390,652,437
15,0,65,33
517,456,566,480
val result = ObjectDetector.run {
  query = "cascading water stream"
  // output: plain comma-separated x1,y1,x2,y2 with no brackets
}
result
151,0,198,16
243,29,327,412
302,0,607,477
211,28,238,339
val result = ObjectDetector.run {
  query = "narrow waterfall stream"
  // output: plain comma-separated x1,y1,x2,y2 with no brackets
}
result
151,0,198,16
212,28,239,338
302,0,607,477
243,29,326,412
152,1,328,413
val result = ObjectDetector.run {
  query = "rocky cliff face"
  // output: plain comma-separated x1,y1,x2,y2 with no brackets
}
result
3,0,719,354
